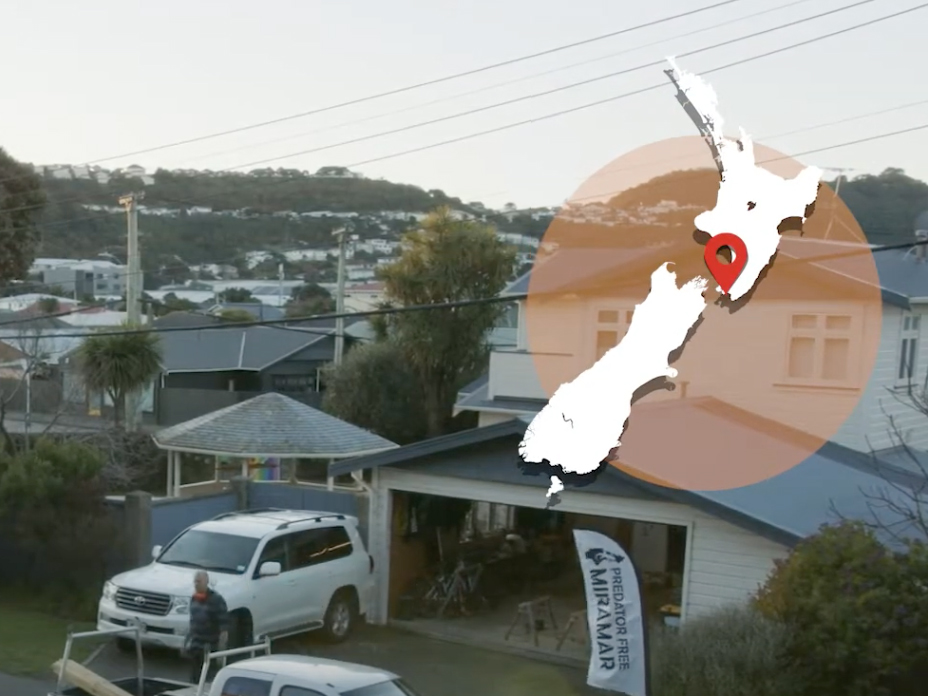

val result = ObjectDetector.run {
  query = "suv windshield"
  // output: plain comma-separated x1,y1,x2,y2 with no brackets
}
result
342,680,421,696
157,530,259,575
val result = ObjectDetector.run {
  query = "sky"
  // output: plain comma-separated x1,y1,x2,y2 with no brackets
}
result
1,0,926,210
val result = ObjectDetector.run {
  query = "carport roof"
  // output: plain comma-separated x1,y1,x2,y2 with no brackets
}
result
331,397,925,548
152,392,398,459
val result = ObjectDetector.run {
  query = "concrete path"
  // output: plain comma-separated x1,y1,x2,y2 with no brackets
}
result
0,670,53,696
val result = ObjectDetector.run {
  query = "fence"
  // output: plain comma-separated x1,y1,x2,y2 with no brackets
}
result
0,479,365,589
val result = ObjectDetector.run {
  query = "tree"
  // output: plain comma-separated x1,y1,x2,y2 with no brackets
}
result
287,283,336,317
0,438,116,592
754,521,928,696
157,292,199,315
374,207,516,436
219,287,254,303
218,308,254,322
322,341,428,445
0,148,46,285
76,326,163,427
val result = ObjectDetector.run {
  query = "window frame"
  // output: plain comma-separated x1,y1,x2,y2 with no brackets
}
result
252,533,292,578
896,312,922,387
782,312,859,388
591,305,634,363
288,526,354,571
216,675,273,696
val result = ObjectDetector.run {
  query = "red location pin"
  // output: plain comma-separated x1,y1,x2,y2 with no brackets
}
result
704,232,748,295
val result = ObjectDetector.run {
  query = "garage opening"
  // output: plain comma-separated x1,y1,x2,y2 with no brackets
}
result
387,491,687,661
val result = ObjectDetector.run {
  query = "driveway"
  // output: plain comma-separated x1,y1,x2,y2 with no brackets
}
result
77,625,601,696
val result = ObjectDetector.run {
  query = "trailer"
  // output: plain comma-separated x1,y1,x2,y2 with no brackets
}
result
48,624,272,696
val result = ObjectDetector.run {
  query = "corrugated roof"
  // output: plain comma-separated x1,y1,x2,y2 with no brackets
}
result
333,397,926,547
157,325,331,372
152,392,397,458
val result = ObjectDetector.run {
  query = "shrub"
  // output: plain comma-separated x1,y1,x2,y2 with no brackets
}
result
649,604,800,696
0,439,118,593
754,521,928,696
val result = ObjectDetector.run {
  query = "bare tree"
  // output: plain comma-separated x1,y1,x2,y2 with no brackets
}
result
831,377,928,543
0,324,86,454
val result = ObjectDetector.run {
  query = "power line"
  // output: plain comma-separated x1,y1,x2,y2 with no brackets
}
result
176,0,821,169
7,225,928,342
0,0,885,214
14,3,927,241
13,108,928,288
46,0,748,168
206,0,881,174
7,293,529,340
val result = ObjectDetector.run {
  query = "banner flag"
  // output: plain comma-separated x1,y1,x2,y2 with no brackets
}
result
573,529,650,695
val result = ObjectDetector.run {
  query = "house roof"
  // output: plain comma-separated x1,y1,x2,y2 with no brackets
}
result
156,323,335,373
152,392,398,458
208,303,286,321
502,237,928,307
0,329,87,365
332,397,926,548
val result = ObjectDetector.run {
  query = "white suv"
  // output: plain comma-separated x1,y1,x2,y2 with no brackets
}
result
97,509,374,651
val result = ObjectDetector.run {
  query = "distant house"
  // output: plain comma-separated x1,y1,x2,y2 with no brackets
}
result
206,303,286,322
314,166,363,179
151,318,361,426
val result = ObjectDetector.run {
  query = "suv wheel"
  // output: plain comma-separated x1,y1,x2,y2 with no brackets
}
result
322,590,356,643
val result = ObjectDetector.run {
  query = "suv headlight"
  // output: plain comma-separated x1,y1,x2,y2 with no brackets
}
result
172,596,190,614
102,582,118,602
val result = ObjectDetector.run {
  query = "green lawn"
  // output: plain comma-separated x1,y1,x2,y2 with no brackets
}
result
0,602,98,676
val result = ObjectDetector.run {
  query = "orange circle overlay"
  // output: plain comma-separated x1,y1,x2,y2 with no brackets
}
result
525,136,882,491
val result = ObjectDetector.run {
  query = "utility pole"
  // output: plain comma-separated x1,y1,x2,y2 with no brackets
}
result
119,191,144,431
822,167,854,241
278,262,285,308
333,227,348,366
664,65,723,176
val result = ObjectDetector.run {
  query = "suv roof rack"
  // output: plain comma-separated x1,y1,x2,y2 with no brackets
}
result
276,514,346,530
211,508,286,521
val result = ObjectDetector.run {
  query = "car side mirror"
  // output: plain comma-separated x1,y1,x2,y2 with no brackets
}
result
151,545,162,560
258,561,281,577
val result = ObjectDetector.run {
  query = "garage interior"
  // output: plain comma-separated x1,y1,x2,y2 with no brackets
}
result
387,491,687,661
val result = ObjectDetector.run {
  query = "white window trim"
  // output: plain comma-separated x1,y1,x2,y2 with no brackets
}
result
896,311,921,388
782,312,860,389
591,305,634,363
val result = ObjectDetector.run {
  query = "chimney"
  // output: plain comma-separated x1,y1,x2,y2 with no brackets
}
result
916,229,928,261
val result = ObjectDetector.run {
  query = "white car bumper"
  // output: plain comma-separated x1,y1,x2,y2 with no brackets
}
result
97,600,188,651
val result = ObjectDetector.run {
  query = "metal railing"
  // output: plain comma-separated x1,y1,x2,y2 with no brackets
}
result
52,623,146,696
49,622,272,696
196,636,273,696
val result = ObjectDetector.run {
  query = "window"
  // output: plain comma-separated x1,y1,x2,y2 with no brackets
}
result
254,535,289,576
280,687,328,696
157,530,260,575
785,314,854,383
272,374,314,393
289,527,353,570
594,308,634,361
219,676,272,696
898,313,921,383
342,680,423,696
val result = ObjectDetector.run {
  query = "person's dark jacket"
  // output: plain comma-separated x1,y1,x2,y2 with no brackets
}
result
187,589,229,650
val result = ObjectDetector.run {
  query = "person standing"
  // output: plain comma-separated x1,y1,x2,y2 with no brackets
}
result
185,570,230,684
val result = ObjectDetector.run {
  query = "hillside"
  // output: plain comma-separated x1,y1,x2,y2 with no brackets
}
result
33,166,551,286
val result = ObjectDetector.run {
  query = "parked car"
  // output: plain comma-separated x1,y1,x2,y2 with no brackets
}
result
96,508,375,651
51,632,422,696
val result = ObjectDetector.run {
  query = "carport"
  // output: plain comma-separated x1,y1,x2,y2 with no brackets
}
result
151,392,397,497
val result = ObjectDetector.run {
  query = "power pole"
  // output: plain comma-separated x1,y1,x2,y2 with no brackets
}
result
333,227,348,366
119,191,144,431
278,262,285,308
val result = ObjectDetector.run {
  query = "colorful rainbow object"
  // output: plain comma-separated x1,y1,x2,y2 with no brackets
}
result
248,457,281,481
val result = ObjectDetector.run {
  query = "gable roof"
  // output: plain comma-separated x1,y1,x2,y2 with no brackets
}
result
152,392,398,458
332,397,926,548
157,324,335,373
208,303,286,321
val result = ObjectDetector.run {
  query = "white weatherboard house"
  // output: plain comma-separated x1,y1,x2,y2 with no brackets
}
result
333,235,928,646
